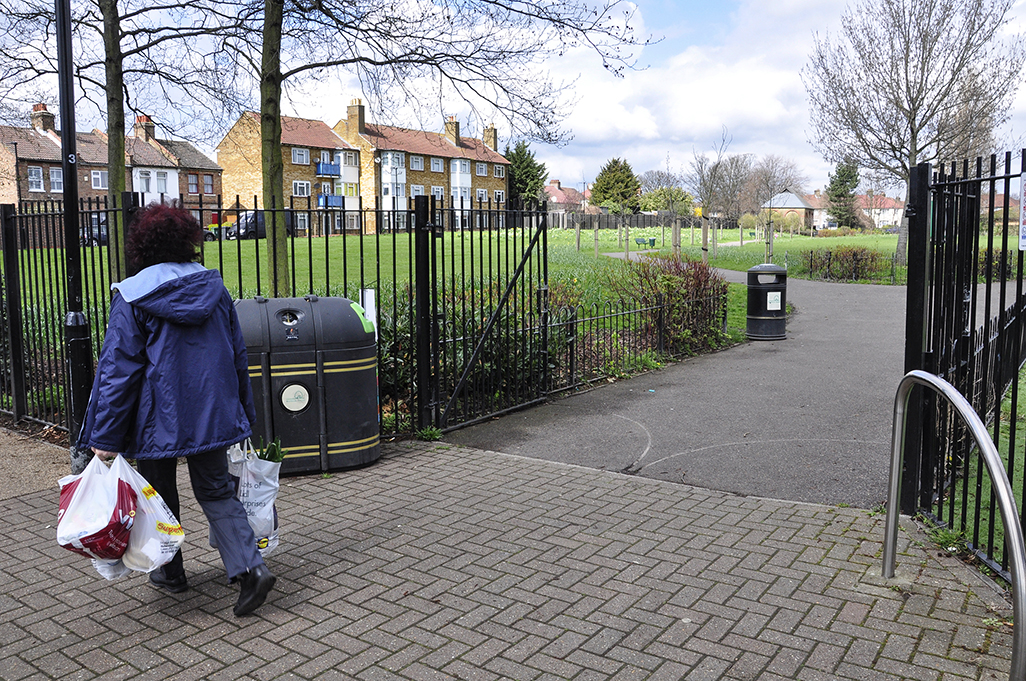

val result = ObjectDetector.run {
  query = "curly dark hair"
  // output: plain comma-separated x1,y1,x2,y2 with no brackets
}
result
126,201,202,270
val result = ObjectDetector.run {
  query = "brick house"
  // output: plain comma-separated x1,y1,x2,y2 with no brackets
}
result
0,105,221,223
0,104,110,205
217,112,359,233
332,99,509,225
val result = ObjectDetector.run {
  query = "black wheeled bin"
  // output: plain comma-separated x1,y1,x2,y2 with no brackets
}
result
235,295,380,475
746,264,787,341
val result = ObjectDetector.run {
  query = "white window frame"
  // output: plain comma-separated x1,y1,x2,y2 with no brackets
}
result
345,182,359,197
494,165,505,178
494,190,505,203
411,185,425,197
292,180,311,197
431,157,444,172
156,171,167,194
431,186,445,200
410,155,424,171
476,162,487,176
296,212,309,231
343,151,357,166
49,167,63,193
27,166,44,192
138,170,151,193
321,182,332,195
321,150,331,164
476,188,488,202
292,147,310,165
92,170,109,190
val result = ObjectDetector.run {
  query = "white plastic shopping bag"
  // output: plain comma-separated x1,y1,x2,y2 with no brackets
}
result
215,439,280,556
57,454,137,561
110,456,185,573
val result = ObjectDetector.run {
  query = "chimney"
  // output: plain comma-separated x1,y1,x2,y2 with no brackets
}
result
445,116,460,146
550,179,561,188
347,98,365,135
30,103,55,133
482,123,497,150
133,115,155,141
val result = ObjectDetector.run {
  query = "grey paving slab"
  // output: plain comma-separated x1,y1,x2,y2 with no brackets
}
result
1,442,1013,680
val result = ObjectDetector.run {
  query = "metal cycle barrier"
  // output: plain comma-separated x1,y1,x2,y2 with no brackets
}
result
884,370,1026,681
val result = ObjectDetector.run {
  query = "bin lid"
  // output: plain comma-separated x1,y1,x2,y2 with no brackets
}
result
236,296,376,352
747,263,786,274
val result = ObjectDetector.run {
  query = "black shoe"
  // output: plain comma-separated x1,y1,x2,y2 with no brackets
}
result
149,568,188,593
233,565,276,617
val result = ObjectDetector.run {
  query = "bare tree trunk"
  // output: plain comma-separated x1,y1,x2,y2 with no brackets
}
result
701,217,709,265
99,0,126,280
260,0,289,296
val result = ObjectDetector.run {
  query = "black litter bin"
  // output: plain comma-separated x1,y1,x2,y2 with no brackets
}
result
746,264,787,341
235,295,380,475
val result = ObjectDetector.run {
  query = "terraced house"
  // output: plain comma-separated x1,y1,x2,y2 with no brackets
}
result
333,99,509,229
218,102,510,234
216,112,361,234
0,104,222,226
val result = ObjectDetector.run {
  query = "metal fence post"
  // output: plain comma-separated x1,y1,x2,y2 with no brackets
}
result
1,204,26,419
414,195,432,430
900,162,932,514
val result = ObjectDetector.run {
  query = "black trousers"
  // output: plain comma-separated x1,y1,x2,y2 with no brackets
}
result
137,448,263,581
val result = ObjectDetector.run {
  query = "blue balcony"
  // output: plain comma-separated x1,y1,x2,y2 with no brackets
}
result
318,194,344,208
315,162,341,177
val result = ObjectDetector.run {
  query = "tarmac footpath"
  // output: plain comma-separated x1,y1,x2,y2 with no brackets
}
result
1,441,1013,680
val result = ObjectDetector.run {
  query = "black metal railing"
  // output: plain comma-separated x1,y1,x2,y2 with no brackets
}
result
903,153,1026,584
1,195,728,441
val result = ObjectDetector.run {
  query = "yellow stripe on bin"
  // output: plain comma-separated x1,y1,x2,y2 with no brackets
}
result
327,433,380,454
323,359,377,374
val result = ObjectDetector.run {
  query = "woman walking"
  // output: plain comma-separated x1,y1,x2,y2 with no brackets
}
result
79,202,275,617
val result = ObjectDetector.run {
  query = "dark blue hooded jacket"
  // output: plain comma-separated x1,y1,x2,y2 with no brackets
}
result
80,262,256,459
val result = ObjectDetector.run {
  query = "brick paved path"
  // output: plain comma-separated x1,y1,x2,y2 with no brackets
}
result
2,442,1013,680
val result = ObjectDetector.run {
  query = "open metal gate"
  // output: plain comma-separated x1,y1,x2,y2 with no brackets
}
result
411,195,549,431
903,154,1026,583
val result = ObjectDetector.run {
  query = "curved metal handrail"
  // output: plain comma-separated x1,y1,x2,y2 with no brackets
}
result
884,370,1025,680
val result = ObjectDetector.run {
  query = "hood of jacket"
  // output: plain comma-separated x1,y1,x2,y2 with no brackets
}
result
112,262,223,326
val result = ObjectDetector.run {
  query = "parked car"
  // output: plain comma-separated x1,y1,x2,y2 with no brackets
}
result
80,214,108,247
203,226,221,241
225,211,295,240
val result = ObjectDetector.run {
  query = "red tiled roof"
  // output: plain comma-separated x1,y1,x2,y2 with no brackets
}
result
237,111,352,150
360,123,508,164
544,180,585,204
126,137,176,168
0,126,61,162
982,194,1020,210
279,114,351,150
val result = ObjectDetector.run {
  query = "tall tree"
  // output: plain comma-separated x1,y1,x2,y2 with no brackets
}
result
220,0,647,292
504,140,548,204
590,158,640,213
802,0,1026,263
825,160,861,229
591,157,640,248
0,0,251,277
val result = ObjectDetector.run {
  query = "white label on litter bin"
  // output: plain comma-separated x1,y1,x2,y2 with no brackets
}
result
767,292,782,311
281,383,310,412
